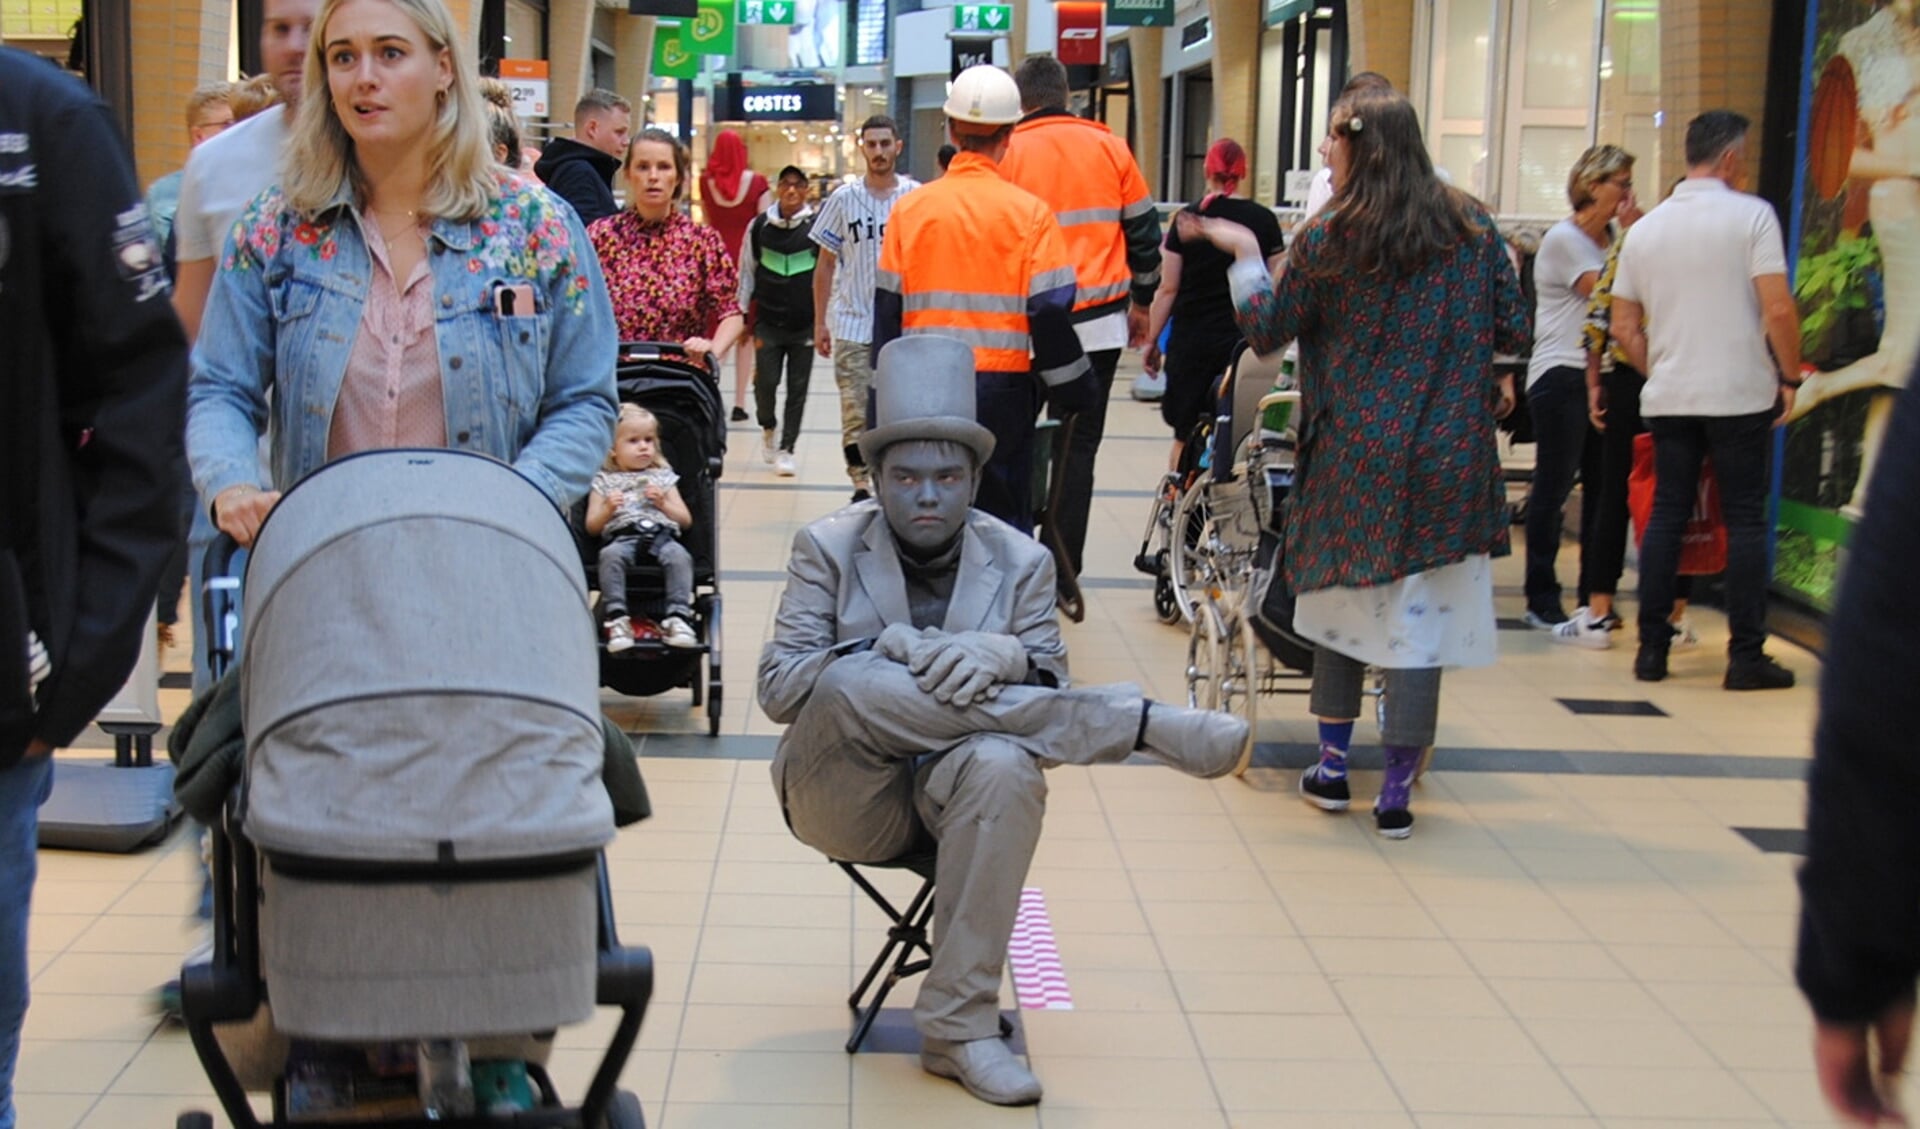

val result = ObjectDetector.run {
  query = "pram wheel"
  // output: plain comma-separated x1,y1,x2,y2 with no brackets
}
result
608,1088,647,1128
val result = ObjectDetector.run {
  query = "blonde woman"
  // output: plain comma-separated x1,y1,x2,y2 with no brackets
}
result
188,0,618,546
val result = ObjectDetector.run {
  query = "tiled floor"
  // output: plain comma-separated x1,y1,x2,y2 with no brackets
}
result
24,358,1856,1127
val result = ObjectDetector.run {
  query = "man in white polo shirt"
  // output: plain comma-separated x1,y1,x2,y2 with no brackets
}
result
1610,110,1802,690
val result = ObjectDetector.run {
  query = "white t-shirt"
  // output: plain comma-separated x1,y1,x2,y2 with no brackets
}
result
1303,166,1335,219
1612,178,1789,418
174,106,292,263
1526,218,1609,387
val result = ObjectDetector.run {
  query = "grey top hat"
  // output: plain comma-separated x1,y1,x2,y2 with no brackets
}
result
856,335,996,470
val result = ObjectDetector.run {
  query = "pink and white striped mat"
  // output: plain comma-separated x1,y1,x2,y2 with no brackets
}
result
1008,887,1073,1010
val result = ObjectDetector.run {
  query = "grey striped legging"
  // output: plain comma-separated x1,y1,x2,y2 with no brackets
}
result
1308,645,1443,748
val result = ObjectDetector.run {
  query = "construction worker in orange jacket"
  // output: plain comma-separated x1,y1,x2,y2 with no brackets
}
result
998,54,1163,583
874,64,1098,533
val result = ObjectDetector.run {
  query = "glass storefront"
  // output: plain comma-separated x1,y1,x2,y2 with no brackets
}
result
1417,0,1663,214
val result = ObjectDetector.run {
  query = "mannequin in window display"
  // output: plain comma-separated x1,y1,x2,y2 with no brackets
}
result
1789,0,1920,513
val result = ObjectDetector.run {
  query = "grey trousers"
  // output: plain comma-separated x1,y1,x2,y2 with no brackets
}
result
772,651,1143,1040
1308,646,1443,749
598,533,694,622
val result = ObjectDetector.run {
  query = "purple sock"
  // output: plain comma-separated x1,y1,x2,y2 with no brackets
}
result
1316,721,1354,779
1379,745,1422,812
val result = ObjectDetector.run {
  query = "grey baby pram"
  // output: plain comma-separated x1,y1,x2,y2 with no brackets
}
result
176,450,652,1129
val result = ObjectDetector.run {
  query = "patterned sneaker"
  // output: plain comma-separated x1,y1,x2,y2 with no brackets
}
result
660,616,700,649
1669,617,1700,649
1550,608,1613,650
606,615,636,654
1299,761,1351,812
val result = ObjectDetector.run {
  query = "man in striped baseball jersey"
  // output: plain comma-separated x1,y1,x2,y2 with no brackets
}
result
811,115,919,500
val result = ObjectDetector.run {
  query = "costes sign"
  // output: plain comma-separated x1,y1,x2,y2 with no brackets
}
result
721,83,838,122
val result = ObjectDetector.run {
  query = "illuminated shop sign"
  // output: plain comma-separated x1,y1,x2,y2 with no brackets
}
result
720,83,838,121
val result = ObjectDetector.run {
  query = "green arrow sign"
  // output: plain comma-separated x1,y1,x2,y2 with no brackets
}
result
953,3,1012,34
738,0,795,24
653,23,701,77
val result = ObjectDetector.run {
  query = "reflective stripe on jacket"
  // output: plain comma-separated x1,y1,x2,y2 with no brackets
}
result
998,110,1163,321
872,152,1089,386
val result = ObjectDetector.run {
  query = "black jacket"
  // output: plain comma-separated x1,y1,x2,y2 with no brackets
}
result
1797,364,1920,1023
0,49,190,769
535,137,621,227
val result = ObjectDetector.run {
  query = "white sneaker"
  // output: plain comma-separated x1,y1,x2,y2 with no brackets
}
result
1130,371,1166,402
775,451,797,477
759,430,777,465
1550,607,1613,650
1670,617,1700,649
606,615,635,654
660,615,700,649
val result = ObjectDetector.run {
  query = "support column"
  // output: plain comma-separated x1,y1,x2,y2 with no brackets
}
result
129,0,231,186
615,14,656,110
1660,0,1773,177
1208,0,1259,148
1128,29,1166,199
550,0,597,125
1346,0,1413,91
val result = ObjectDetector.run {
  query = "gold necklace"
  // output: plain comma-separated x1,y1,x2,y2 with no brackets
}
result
369,206,423,244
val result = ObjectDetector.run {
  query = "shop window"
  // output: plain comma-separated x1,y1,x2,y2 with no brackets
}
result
1419,0,1654,213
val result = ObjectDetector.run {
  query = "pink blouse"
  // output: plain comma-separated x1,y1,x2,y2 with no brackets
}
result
326,219,446,458
588,210,741,344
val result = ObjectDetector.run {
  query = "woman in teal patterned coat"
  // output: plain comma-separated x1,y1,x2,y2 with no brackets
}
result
1179,88,1527,838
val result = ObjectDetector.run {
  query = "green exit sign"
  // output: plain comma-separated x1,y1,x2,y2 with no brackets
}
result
738,0,795,23
953,3,1013,33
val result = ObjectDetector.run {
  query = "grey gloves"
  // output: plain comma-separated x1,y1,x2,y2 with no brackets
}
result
875,625,1030,707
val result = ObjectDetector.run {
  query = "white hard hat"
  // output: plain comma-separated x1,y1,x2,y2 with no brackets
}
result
944,65,1022,129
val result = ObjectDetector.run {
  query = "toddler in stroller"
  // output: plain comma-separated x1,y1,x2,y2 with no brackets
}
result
589,405,699,652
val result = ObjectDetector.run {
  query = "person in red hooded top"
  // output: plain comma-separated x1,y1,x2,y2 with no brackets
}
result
701,129,772,421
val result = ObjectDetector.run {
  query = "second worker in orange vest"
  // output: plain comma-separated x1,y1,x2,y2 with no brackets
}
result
874,64,1099,533
998,54,1163,581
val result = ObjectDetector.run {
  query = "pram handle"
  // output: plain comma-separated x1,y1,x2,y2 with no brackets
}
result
200,533,244,682
1257,390,1303,410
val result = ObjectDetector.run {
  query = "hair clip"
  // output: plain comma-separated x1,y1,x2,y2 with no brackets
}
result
1348,117,1364,133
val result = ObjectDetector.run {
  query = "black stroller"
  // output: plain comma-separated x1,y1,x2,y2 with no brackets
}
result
588,343,726,737
176,450,653,1129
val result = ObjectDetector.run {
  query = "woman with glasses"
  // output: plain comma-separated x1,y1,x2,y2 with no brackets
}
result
1521,145,1640,647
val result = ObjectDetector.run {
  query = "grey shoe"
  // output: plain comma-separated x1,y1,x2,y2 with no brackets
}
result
1138,703,1250,779
921,1035,1043,1106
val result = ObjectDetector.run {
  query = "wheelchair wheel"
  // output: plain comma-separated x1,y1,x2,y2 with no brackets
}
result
1185,598,1225,709
1166,479,1211,623
1153,566,1180,624
1221,614,1261,778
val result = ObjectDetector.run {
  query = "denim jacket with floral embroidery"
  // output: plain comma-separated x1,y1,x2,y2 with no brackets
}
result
187,172,617,510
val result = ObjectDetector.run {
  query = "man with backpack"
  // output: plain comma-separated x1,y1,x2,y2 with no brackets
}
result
739,166,819,478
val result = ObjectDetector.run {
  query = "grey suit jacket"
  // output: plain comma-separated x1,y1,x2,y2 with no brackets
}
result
757,504,1070,727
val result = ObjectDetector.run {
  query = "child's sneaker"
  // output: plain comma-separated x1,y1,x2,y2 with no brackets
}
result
606,616,635,653
660,616,700,649
1550,607,1613,649
1670,617,1700,649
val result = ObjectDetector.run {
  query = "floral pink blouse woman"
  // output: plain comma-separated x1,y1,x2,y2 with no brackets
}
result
589,127,745,361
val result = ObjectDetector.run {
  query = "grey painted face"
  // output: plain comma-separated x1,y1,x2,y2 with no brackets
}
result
876,439,977,554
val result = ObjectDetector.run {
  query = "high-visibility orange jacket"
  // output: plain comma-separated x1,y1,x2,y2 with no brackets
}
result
998,110,1163,322
873,151,1090,392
